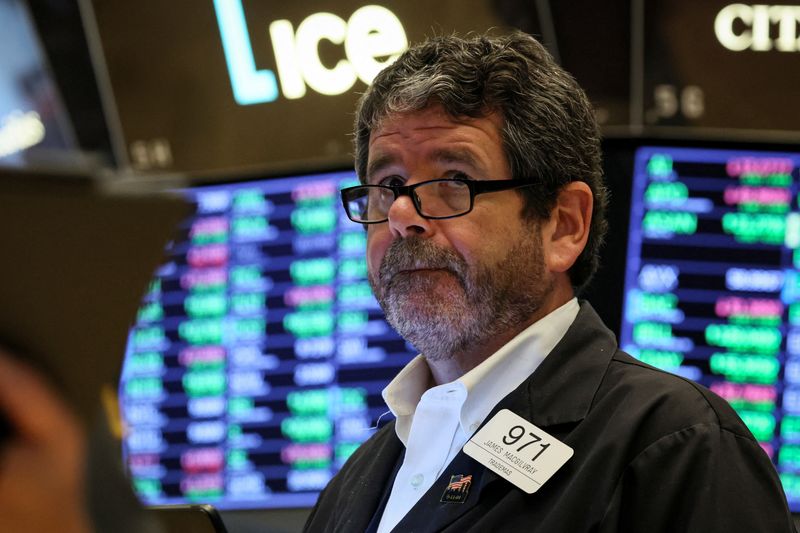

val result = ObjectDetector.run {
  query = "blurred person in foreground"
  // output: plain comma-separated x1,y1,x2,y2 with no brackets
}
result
0,351,92,533
303,32,795,532
0,348,163,533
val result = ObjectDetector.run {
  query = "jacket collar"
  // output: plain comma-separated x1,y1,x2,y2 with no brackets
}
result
489,301,617,428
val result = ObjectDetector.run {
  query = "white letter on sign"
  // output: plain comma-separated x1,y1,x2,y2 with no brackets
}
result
715,4,754,51
269,5,408,99
345,5,408,85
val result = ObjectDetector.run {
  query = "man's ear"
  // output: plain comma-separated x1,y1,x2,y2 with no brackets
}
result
541,181,593,274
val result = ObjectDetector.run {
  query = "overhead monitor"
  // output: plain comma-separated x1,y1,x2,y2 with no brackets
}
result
85,0,674,173
620,145,800,510
636,0,800,140
81,0,547,174
119,169,416,509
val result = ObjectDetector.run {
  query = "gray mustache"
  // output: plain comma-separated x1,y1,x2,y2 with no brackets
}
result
378,237,468,286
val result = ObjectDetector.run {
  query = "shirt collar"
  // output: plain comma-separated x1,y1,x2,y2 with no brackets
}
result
382,298,580,445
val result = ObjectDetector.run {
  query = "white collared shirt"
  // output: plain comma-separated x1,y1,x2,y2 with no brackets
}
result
376,298,580,533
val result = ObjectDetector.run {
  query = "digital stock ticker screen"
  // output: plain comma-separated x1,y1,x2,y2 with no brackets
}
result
620,146,800,510
119,170,416,510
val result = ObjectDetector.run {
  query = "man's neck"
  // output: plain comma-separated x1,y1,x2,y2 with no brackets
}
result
426,326,533,384
426,283,575,385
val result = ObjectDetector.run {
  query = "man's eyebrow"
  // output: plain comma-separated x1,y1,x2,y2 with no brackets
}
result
366,148,485,182
430,148,482,172
366,153,399,182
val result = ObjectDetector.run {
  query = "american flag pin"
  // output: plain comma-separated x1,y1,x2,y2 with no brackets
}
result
440,474,473,504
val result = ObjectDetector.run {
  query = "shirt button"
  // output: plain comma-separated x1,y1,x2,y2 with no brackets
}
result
410,474,424,488
470,422,480,431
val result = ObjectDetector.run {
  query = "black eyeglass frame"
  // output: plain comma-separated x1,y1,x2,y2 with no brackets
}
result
341,178,536,224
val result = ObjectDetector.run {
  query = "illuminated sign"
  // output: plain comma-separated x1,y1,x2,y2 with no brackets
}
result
213,0,408,105
715,4,800,51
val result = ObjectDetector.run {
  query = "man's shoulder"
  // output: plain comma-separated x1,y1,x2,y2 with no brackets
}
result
596,349,754,441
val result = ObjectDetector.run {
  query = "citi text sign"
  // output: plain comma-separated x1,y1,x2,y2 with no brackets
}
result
715,4,800,51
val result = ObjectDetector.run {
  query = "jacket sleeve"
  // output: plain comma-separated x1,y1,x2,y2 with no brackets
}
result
599,422,795,532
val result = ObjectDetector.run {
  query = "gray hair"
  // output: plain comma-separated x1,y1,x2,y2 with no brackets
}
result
353,31,608,293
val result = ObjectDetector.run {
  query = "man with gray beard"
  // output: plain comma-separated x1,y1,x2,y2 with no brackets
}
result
304,32,794,532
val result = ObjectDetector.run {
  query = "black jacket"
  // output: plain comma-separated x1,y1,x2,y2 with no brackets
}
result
305,303,794,532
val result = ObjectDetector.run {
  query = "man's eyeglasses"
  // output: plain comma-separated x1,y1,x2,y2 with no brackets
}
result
341,178,534,224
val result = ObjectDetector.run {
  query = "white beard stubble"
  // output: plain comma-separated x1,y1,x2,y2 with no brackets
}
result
368,225,554,361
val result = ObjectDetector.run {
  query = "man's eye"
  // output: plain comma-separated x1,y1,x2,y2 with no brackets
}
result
379,175,405,187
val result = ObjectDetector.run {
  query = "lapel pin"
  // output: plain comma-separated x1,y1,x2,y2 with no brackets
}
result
440,474,473,504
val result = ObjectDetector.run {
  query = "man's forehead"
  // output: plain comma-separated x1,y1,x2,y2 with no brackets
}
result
370,105,502,141
365,106,505,178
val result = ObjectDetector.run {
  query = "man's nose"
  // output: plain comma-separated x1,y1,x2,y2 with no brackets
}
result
387,194,432,238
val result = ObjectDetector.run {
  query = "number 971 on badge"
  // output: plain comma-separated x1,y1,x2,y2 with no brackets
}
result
463,409,574,494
